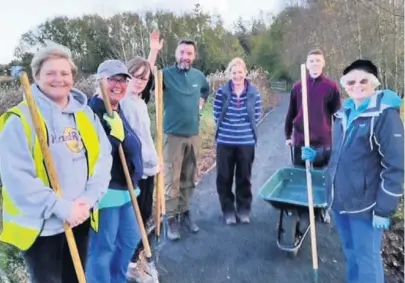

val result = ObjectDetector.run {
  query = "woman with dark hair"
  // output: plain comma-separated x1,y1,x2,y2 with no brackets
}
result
120,31,163,282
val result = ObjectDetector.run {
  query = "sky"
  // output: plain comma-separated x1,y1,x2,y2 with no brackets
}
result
0,0,284,64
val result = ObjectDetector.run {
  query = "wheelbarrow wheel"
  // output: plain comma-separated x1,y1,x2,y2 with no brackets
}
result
279,209,299,249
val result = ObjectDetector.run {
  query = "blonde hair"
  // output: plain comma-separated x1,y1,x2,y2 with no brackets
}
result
225,57,247,76
31,40,78,78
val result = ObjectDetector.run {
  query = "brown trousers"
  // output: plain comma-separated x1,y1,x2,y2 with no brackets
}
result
164,134,200,217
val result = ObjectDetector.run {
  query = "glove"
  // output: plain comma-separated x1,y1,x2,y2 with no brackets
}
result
372,214,390,230
301,146,317,162
135,186,141,197
103,111,125,142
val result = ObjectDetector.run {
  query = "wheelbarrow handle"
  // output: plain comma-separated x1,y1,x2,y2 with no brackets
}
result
289,145,294,165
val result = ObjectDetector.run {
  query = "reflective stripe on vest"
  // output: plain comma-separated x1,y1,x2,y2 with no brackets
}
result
0,101,100,251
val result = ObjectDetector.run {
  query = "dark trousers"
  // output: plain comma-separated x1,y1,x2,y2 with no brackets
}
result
22,220,90,283
138,175,155,223
216,144,255,215
131,175,155,262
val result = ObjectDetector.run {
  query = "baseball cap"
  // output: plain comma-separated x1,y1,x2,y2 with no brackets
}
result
96,59,132,80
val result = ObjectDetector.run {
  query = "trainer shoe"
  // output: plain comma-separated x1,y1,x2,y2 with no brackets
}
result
126,261,153,283
126,250,159,283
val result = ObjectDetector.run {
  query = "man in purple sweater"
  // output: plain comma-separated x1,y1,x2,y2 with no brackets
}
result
285,49,341,168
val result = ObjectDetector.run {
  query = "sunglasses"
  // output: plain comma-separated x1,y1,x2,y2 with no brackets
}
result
346,78,369,86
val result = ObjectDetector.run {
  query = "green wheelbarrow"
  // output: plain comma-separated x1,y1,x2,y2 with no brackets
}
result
258,166,328,257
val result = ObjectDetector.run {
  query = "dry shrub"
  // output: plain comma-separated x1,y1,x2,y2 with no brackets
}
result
0,76,97,117
382,214,404,280
0,86,23,115
74,76,97,99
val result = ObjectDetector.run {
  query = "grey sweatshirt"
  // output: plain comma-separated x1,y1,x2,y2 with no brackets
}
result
0,84,113,236
120,93,159,177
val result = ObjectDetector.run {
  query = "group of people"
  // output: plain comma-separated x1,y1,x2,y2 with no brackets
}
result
0,31,208,283
0,28,402,283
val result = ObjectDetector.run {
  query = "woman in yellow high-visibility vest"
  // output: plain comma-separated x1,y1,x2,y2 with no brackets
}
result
0,42,113,283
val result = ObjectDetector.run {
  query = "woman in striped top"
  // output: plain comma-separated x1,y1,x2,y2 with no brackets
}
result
213,57,262,225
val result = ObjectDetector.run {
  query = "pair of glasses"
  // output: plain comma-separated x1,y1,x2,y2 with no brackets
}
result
107,77,128,85
346,78,368,86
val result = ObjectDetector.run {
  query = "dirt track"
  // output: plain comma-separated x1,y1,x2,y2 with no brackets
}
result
151,94,399,283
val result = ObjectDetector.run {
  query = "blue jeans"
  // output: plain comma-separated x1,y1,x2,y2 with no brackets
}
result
86,202,141,283
332,210,384,283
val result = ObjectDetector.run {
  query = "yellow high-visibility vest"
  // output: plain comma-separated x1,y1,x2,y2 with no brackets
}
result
0,100,101,251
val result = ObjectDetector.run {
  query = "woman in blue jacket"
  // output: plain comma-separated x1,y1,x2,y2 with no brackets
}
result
301,59,404,283
85,59,144,283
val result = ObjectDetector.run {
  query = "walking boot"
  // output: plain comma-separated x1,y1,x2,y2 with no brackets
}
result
181,211,199,233
167,216,180,240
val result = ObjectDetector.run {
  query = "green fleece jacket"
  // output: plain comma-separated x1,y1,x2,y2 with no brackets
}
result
162,65,210,136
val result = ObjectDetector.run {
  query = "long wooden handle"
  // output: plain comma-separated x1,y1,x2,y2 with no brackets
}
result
156,69,165,216
154,67,162,237
19,72,86,283
300,64,319,271
99,80,153,258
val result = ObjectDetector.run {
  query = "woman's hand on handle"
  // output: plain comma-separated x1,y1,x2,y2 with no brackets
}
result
67,200,91,228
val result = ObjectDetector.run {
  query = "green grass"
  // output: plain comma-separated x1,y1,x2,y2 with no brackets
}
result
199,96,216,157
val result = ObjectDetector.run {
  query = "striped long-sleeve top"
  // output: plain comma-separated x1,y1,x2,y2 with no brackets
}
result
213,80,262,145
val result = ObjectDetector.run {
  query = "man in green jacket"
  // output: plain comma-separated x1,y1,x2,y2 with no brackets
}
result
162,39,210,240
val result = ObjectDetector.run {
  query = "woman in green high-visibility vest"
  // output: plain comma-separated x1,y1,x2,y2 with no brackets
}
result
0,41,113,283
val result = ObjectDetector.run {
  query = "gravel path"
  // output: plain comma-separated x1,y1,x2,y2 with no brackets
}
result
151,94,394,283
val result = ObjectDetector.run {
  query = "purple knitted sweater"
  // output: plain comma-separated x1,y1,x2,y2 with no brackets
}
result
284,74,342,147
